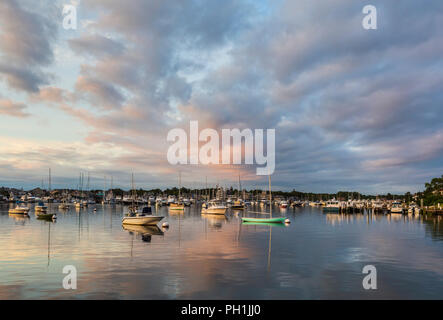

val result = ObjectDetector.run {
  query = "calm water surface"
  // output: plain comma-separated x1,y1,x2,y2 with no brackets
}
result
1,203,442,299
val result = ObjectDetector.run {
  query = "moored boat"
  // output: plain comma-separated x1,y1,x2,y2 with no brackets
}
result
36,212,57,220
323,200,340,213
167,195,176,206
231,199,245,210
201,200,227,215
279,200,288,209
169,202,185,210
122,214,164,226
241,175,288,224
408,203,420,215
35,201,48,212
242,217,286,224
9,203,30,215
390,202,404,214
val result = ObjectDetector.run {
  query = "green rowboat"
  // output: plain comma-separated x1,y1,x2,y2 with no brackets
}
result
241,217,286,224
242,221,286,227
241,175,289,225
36,213,56,220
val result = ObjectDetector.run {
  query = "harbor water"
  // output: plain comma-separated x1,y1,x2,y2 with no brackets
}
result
0,203,442,299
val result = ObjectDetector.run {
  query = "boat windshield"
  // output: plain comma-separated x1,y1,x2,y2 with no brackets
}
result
209,200,224,206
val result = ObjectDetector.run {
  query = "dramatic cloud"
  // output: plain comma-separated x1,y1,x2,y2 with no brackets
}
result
0,0,442,192
75,75,125,110
0,0,57,93
0,64,50,93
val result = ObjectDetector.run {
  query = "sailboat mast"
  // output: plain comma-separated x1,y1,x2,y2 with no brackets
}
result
132,173,135,207
48,168,51,193
238,173,242,195
269,175,272,218
178,171,181,200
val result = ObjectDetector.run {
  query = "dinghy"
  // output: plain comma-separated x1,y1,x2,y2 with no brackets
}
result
241,175,287,224
169,172,185,211
37,213,57,220
241,217,286,224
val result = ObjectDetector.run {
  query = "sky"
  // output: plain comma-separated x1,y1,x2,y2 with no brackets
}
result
0,0,442,193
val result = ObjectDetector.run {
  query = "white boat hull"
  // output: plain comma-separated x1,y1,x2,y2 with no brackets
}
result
201,207,227,215
9,208,30,214
122,216,164,225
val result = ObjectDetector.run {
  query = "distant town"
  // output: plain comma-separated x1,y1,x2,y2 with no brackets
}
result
1,174,442,207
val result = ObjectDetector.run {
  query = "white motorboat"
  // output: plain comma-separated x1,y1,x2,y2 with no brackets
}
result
122,206,164,225
323,200,340,212
279,200,288,209
390,202,404,214
201,201,227,215
122,214,164,226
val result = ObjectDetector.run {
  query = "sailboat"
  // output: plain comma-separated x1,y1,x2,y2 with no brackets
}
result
122,173,164,226
170,172,185,211
35,201,48,212
59,191,70,210
241,175,288,224
232,174,245,210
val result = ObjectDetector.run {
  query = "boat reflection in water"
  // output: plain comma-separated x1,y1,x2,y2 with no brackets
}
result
122,224,164,242
241,222,287,272
2,201,443,299
9,213,30,224
202,213,228,229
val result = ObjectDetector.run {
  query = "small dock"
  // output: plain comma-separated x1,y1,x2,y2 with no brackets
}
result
321,201,443,215
422,208,443,215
